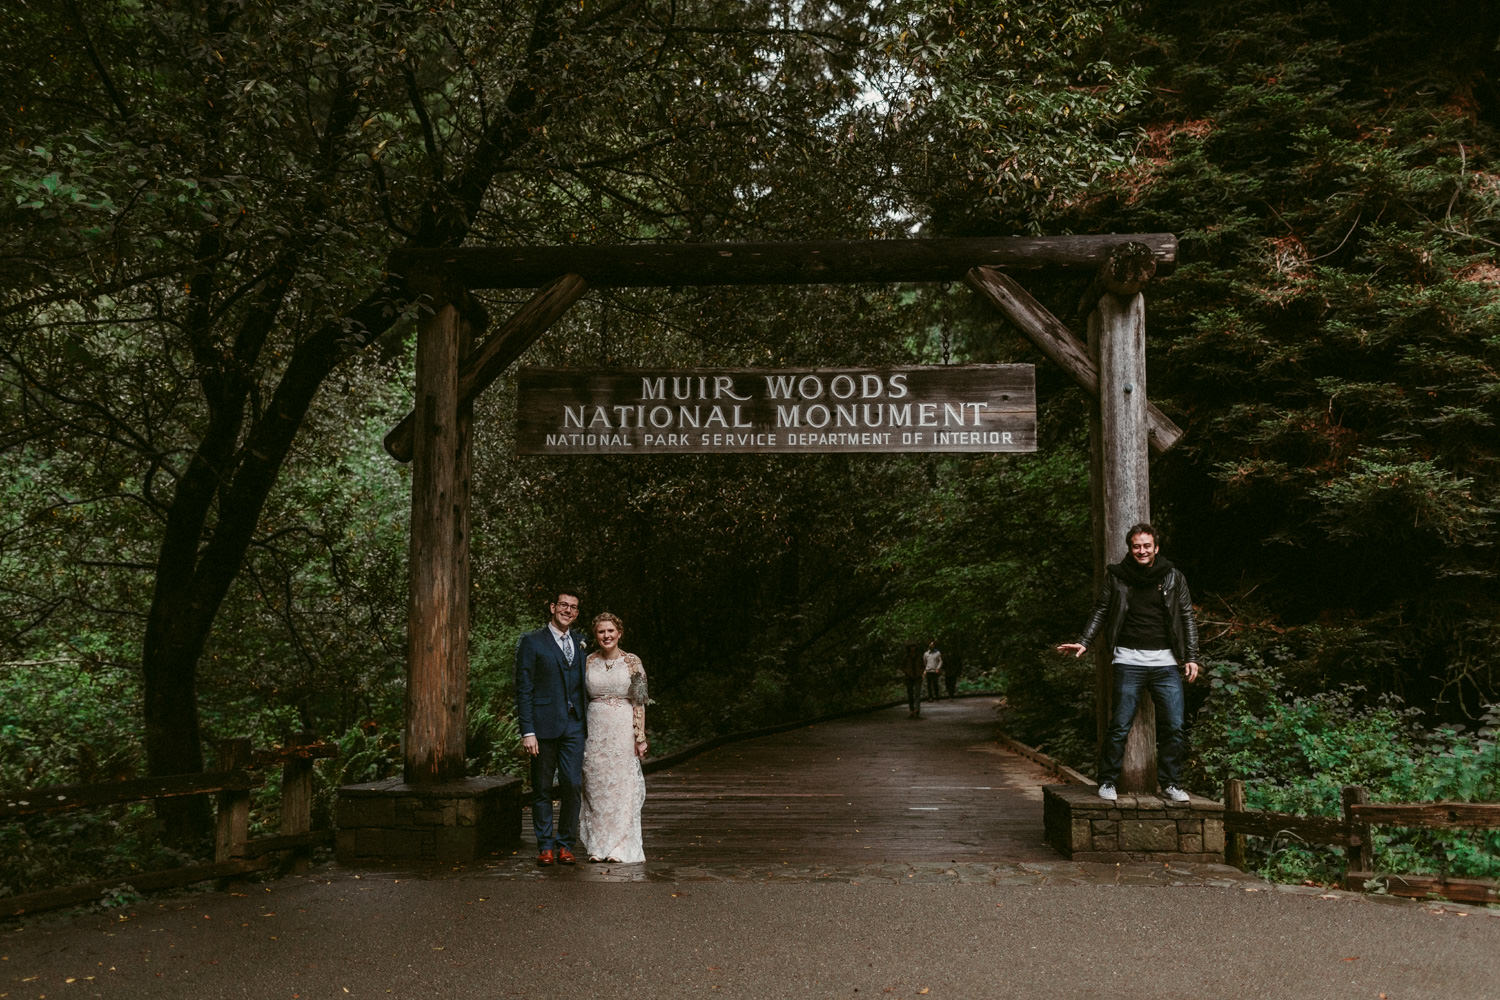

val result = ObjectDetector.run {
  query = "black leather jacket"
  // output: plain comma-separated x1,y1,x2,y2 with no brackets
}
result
1077,565,1200,664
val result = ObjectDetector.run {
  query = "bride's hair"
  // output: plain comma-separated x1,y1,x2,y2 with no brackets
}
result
591,611,624,637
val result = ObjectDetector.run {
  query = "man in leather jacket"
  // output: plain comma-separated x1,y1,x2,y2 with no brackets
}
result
1056,523,1201,803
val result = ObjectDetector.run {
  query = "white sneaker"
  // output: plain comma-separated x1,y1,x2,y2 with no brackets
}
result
1097,783,1118,801
1163,785,1190,803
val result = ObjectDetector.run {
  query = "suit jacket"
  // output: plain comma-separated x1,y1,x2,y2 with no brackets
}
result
514,625,587,740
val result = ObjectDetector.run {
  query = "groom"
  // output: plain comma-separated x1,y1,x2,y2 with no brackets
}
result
514,588,587,865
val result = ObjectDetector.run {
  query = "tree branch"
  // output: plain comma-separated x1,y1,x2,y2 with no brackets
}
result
63,0,131,122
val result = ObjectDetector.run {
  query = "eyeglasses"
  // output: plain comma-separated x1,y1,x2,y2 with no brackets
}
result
553,602,579,611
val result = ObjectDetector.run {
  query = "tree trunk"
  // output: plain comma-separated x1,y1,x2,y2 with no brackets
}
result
1088,290,1154,793
140,316,357,841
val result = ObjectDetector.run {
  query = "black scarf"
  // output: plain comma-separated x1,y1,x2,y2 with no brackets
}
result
1109,554,1174,588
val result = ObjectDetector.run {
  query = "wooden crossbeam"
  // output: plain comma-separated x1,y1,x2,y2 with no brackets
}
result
3,859,270,918
389,235,1177,290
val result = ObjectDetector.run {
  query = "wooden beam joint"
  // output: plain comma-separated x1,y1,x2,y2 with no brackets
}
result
965,266,1183,455
384,273,588,463
1076,240,1160,324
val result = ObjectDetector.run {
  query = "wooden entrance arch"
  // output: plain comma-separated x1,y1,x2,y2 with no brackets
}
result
387,235,1183,802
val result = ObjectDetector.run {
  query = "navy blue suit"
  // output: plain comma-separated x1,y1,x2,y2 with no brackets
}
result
514,625,587,852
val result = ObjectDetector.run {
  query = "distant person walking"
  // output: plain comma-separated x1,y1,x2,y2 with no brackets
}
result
900,643,924,718
922,640,943,700
943,648,963,698
1055,523,1201,804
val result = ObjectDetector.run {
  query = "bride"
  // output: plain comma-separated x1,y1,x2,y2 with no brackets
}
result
578,611,649,863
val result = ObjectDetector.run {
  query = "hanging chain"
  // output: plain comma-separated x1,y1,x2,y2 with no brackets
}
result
939,282,952,364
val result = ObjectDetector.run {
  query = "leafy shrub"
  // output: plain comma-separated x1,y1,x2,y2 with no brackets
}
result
0,655,166,897
1001,648,1098,773
1190,641,1500,884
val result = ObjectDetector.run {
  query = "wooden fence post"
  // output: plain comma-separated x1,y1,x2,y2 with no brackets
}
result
1224,778,1246,868
280,731,316,873
214,738,252,863
1342,785,1373,878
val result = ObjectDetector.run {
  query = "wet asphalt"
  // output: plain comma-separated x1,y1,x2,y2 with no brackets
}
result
4,698,1497,999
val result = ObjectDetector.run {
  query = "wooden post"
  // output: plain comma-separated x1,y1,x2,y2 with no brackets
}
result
384,273,586,463
1225,778,1247,868
1342,785,1373,876
280,730,315,872
404,277,479,785
1088,281,1154,792
1087,336,1110,761
213,738,252,863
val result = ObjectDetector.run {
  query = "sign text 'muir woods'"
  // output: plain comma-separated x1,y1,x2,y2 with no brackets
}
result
516,365,1036,455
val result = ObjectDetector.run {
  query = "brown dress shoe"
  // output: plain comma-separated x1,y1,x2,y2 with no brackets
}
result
537,849,555,865
556,847,576,864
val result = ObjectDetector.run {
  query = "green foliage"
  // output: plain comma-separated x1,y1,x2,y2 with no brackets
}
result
0,804,201,901
1009,0,1500,719
874,0,1151,231
1190,636,1500,884
196,400,415,740
857,431,1093,699
326,723,403,789
0,657,189,897
0,657,142,791
464,620,531,778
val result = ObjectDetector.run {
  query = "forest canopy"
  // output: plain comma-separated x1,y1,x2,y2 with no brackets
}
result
2,0,1498,887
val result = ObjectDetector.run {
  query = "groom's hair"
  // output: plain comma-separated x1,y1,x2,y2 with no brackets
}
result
551,587,581,605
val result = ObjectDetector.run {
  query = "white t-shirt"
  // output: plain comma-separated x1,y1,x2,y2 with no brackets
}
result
1112,646,1177,667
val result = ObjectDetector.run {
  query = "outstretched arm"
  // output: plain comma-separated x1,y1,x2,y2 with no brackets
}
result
1058,578,1113,657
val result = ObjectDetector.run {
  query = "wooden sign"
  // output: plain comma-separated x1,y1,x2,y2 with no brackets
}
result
515,365,1036,455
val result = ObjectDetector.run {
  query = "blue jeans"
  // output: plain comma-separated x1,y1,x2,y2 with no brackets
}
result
1099,661,1186,789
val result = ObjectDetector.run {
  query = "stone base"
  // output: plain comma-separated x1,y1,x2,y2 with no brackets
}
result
1044,784,1225,863
335,775,522,865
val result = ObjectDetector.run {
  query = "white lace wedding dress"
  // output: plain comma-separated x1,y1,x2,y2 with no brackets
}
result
578,652,647,863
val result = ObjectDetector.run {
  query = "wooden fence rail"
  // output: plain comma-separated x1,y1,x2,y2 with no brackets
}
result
2,732,337,919
1223,779,1500,905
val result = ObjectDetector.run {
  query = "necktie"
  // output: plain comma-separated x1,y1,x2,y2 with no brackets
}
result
562,633,574,662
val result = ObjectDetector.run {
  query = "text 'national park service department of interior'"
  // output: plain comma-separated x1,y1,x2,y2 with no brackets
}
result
515,365,1036,455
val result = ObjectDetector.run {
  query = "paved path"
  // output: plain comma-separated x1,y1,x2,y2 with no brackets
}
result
642,695,1067,866
4,698,1498,999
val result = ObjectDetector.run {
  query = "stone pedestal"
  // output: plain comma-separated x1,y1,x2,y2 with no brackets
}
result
336,775,521,865
1044,784,1224,863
